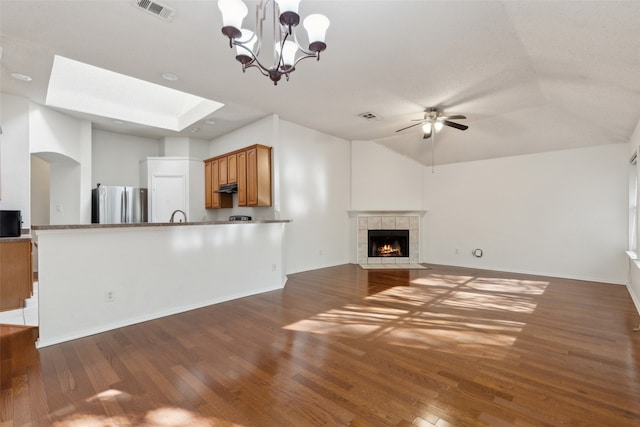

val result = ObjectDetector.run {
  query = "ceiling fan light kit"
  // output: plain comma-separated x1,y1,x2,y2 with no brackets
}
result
395,108,469,170
422,120,444,135
396,108,469,139
217,0,330,85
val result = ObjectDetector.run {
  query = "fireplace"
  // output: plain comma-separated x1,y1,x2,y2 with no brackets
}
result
355,213,421,265
368,229,409,258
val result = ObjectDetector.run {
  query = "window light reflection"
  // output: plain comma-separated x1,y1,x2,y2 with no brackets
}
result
54,405,242,426
284,274,549,360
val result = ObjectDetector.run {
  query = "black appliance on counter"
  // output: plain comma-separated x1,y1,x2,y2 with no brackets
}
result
0,210,22,237
229,215,252,221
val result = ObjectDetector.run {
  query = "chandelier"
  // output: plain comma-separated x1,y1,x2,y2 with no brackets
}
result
217,0,330,85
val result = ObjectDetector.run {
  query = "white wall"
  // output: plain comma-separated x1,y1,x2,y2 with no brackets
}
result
92,129,160,187
424,144,628,283
29,103,92,224
30,104,86,161
0,93,31,227
30,156,50,225
209,115,277,158
207,115,351,274
278,120,351,274
36,222,287,347
351,140,425,211
49,157,81,225
351,140,628,284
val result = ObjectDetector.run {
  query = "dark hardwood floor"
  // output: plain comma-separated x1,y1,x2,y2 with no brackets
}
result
2,264,640,426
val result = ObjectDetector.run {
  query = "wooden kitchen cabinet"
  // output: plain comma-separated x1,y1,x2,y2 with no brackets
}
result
246,145,272,207
205,160,212,208
219,154,237,185
219,156,228,186
0,239,32,312
227,153,237,184
237,150,247,206
204,144,271,208
207,158,232,209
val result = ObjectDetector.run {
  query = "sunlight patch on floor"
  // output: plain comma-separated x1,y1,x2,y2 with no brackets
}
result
442,291,538,313
51,405,244,427
284,274,548,359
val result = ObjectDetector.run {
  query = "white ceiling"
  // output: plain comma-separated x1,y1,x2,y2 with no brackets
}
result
1,0,639,166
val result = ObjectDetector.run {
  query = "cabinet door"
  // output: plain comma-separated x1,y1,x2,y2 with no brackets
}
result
211,159,221,208
204,160,212,208
237,151,247,206
227,153,237,184
0,240,32,312
247,145,272,207
247,147,258,206
219,156,228,185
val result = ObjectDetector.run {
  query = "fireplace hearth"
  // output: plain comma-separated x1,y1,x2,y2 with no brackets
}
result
368,229,409,258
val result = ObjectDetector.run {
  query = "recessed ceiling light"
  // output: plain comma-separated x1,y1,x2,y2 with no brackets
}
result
204,119,216,125
190,127,200,133
112,119,125,125
162,72,178,81
11,72,32,82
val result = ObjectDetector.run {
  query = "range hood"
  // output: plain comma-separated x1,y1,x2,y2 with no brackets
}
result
215,183,238,193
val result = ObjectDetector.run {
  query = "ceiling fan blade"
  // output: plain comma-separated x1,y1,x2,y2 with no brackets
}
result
440,114,466,120
423,130,432,139
396,122,424,132
443,120,469,131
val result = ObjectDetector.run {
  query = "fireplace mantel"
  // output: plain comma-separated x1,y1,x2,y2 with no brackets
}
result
347,210,426,218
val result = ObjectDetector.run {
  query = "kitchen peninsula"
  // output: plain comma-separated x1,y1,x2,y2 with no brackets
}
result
32,219,289,347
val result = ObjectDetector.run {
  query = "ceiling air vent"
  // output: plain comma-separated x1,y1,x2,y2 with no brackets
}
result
358,112,382,121
135,0,175,21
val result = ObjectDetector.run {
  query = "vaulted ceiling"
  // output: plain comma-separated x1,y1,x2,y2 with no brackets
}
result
1,1,639,166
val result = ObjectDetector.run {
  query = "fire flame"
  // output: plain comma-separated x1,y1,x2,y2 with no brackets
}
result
379,244,400,256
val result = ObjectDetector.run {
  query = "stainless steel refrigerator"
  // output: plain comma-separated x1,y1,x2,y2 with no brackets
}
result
91,185,148,224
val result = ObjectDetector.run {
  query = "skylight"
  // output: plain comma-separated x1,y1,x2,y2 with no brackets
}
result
45,55,223,131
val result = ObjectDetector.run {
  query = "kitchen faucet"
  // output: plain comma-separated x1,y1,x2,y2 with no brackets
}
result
169,209,187,223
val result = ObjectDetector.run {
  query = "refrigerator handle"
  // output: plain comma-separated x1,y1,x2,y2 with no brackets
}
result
121,190,127,223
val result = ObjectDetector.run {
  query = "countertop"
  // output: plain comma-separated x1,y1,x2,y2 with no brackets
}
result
31,219,291,231
0,235,32,243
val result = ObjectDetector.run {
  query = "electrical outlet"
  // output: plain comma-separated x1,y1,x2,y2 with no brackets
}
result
105,291,115,302
319,249,323,256
271,264,277,271
454,248,459,255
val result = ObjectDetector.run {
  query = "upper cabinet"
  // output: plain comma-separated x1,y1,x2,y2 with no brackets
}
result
218,156,227,186
227,153,237,184
245,145,272,207
205,158,232,209
237,151,247,206
218,153,237,186
204,145,271,209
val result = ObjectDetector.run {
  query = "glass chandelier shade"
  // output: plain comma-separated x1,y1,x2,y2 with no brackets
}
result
217,0,330,85
303,14,330,52
218,0,248,39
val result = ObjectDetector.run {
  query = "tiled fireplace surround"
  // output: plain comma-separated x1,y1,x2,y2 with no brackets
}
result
358,215,420,265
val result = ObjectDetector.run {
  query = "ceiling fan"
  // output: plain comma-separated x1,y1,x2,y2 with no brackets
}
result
396,108,468,139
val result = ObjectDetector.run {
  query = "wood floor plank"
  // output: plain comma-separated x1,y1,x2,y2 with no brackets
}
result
2,264,640,426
